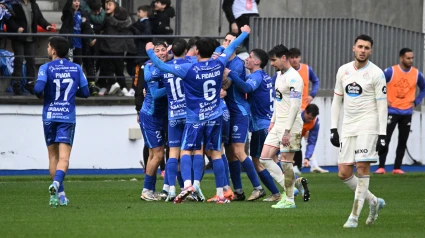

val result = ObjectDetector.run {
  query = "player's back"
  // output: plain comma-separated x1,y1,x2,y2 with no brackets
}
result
162,58,190,120
225,56,250,116
249,70,274,131
42,59,84,123
184,59,224,123
142,65,167,117
336,61,386,137
274,67,304,132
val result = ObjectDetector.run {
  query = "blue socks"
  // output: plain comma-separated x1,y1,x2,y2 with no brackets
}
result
229,160,242,190
180,154,192,184
166,158,178,186
241,157,261,188
222,154,230,186
58,183,65,193
258,170,279,194
212,159,225,188
193,154,204,183
143,174,154,190
177,170,184,188
53,170,66,188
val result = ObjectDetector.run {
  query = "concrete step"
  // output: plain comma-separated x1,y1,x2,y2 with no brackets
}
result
37,0,59,11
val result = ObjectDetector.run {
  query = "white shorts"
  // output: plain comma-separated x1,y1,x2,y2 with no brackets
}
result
338,134,378,165
264,125,301,153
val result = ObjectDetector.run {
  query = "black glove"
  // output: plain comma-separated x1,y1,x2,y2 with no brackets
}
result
330,128,340,147
376,135,388,156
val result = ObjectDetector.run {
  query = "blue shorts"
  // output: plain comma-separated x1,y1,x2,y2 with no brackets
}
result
229,115,249,144
250,128,268,158
181,117,222,151
222,108,230,145
140,112,164,148
168,118,186,148
43,121,76,146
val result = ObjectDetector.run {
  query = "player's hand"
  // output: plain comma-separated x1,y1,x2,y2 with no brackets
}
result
145,42,154,51
304,159,310,167
18,27,24,33
220,89,227,98
224,68,231,78
222,76,232,90
268,122,275,132
376,135,388,156
231,23,239,34
307,96,314,104
46,25,54,31
281,130,290,147
330,128,340,147
90,39,96,47
240,25,251,34
211,52,220,60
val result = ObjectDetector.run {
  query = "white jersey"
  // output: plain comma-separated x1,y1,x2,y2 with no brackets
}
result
334,61,387,138
273,67,303,133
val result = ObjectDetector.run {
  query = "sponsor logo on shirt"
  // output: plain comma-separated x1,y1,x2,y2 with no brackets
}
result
382,86,387,94
354,149,368,154
345,82,362,97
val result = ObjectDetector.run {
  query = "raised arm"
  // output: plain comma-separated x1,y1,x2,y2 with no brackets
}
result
217,26,250,65
146,43,189,78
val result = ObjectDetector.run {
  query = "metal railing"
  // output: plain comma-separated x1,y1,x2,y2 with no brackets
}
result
249,17,425,91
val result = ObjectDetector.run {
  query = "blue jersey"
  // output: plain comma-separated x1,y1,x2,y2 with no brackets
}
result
73,11,82,49
247,70,275,131
146,32,249,123
142,64,167,116
225,56,250,116
37,58,88,123
161,58,191,119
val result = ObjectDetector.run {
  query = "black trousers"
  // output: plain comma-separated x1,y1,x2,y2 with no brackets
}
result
11,40,36,82
234,13,259,50
98,51,126,89
379,114,412,169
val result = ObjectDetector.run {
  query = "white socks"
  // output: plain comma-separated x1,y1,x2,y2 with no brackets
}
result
282,162,295,202
343,175,377,205
349,175,370,219
260,158,285,189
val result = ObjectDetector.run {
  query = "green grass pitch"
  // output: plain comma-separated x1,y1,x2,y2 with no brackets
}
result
0,173,424,238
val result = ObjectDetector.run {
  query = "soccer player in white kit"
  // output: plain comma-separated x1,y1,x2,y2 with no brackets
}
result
330,35,388,228
259,44,303,209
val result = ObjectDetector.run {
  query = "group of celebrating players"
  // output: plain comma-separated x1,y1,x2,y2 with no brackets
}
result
36,24,395,228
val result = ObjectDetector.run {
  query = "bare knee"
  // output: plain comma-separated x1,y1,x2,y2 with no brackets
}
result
338,165,354,180
232,144,246,160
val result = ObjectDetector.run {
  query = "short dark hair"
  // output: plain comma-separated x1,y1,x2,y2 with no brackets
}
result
399,48,413,57
195,38,216,58
305,104,319,117
172,38,187,57
187,36,200,50
251,49,269,69
156,0,171,7
268,44,289,58
225,32,238,38
354,34,373,47
152,39,167,48
88,0,102,11
209,38,221,49
288,48,301,57
137,5,152,17
49,36,69,58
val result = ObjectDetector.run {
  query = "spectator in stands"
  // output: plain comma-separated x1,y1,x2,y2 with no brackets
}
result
6,0,54,95
150,0,175,44
127,5,152,97
98,0,135,96
222,0,259,50
0,1,12,50
60,0,95,66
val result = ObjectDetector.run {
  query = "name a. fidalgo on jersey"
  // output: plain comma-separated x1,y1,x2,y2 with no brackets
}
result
196,70,221,80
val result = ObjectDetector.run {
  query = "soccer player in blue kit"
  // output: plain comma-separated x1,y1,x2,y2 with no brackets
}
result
146,25,251,204
217,33,265,201
34,36,90,207
225,49,282,201
147,39,193,202
140,40,168,201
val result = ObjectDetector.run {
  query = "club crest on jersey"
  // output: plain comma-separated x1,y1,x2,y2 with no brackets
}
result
233,125,238,133
382,86,387,94
345,82,362,97
169,120,177,127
